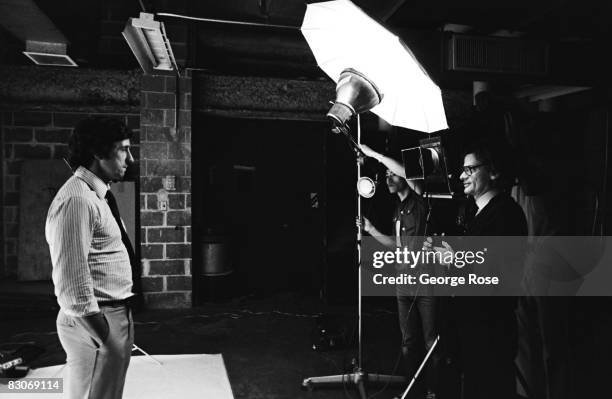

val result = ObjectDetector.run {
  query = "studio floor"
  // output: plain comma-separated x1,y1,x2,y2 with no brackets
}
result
0,282,412,399
1,280,611,399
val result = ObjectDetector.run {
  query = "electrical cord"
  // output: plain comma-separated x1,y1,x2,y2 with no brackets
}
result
156,12,297,30
182,309,323,320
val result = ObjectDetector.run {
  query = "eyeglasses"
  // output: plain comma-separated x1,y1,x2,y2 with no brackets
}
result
461,163,485,176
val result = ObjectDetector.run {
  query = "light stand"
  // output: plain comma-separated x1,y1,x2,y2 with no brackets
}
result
132,344,163,366
398,335,440,399
302,70,408,397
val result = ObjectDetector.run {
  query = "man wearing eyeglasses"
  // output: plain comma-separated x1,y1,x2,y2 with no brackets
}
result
458,149,524,231
359,144,438,399
428,140,527,399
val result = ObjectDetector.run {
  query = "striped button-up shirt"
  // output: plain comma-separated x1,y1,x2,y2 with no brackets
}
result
46,166,133,317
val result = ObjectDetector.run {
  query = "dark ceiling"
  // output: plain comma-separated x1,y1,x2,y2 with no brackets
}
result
1,0,611,89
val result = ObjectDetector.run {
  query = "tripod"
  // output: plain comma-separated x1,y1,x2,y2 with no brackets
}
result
302,116,407,398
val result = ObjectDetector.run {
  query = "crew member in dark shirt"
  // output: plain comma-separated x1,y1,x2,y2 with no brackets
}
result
360,144,439,398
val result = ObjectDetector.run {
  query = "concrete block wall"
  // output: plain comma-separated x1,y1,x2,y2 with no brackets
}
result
0,110,140,278
139,72,192,308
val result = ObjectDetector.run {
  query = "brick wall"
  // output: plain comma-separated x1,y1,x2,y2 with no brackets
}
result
0,65,194,310
139,73,192,308
0,110,140,277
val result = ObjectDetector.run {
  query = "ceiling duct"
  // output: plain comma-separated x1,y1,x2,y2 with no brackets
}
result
446,33,548,76
23,40,77,67
0,0,77,67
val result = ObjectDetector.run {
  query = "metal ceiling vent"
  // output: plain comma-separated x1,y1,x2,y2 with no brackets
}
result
0,0,77,67
447,34,549,75
23,40,77,67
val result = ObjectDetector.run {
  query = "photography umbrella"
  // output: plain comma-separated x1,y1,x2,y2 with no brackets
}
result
301,0,448,133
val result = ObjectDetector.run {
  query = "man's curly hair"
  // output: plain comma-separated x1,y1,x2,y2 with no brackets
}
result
68,116,133,169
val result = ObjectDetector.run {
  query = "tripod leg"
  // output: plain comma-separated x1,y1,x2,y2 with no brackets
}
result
302,373,353,390
302,371,408,392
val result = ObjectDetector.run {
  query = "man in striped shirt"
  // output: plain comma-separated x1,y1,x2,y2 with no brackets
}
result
46,116,135,399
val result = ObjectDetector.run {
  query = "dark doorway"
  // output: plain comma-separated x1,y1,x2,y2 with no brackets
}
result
193,114,329,301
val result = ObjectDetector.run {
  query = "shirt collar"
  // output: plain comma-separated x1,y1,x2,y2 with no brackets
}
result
397,191,416,213
75,166,109,200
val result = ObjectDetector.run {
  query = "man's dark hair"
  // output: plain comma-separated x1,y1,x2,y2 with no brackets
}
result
461,139,516,190
68,116,133,168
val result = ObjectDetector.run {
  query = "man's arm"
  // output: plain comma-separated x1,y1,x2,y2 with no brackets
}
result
360,144,423,195
362,217,396,248
47,196,109,342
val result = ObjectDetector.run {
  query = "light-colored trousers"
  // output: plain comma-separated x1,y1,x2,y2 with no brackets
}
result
56,305,134,399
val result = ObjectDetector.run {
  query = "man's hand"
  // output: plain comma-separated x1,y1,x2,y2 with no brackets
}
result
434,241,454,267
423,237,454,267
359,145,410,183
356,217,374,234
83,312,110,344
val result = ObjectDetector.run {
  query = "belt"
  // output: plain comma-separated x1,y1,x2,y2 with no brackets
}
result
98,299,129,307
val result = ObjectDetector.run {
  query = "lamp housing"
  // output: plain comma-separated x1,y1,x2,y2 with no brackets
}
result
327,68,382,129
122,12,177,74
401,136,453,195
357,176,376,198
